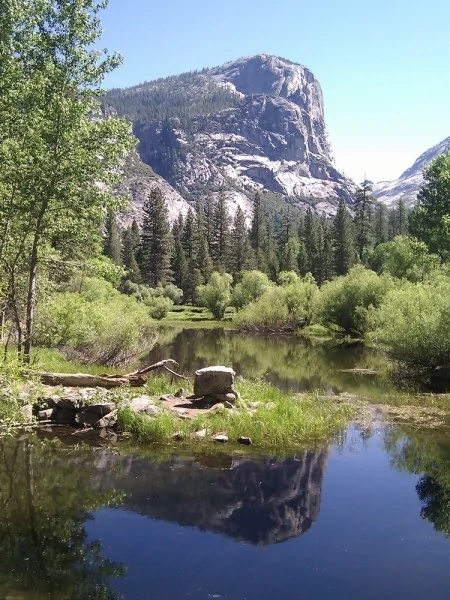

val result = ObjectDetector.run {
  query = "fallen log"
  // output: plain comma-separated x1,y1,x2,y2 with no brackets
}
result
30,359,189,388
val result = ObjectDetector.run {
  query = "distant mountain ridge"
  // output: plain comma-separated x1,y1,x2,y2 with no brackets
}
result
106,53,356,221
374,137,450,206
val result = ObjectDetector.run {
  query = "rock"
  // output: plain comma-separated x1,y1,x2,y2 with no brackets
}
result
237,436,252,446
20,404,34,421
47,396,78,409
96,411,118,429
38,408,55,421
122,396,156,414
143,405,160,416
83,403,116,416
212,433,229,443
78,410,100,428
216,392,238,405
53,408,77,425
249,401,263,409
159,394,175,402
193,428,207,439
194,366,235,398
172,431,184,441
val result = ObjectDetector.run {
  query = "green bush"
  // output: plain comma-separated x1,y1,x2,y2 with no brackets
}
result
147,295,173,319
368,235,440,282
197,272,232,320
234,275,318,331
34,277,155,365
231,270,272,309
372,273,450,372
317,265,391,337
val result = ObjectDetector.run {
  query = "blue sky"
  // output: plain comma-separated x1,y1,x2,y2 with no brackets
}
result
100,0,450,183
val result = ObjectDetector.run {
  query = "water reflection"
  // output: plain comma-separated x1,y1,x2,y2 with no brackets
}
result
109,449,329,545
0,437,125,599
145,326,389,395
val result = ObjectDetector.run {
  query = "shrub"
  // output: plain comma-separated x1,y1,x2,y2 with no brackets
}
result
372,273,450,372
368,235,440,282
231,270,272,309
34,277,155,365
197,272,232,320
317,265,391,337
234,275,318,331
147,296,174,320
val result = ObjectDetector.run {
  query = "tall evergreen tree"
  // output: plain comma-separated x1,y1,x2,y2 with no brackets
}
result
302,206,318,275
230,206,254,273
333,197,356,276
121,227,141,283
203,195,215,255
212,191,231,271
195,203,213,282
354,179,375,259
140,187,172,287
374,203,389,246
263,220,279,280
396,199,409,236
103,210,122,265
315,215,334,283
279,215,300,273
182,208,196,260
171,214,188,290
249,192,266,271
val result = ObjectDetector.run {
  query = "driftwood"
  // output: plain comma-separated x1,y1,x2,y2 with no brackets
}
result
30,359,190,389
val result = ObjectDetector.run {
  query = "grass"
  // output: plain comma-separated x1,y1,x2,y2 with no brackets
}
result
162,305,235,327
117,378,357,451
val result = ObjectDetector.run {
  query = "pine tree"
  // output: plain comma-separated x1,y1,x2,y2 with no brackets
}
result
182,208,196,260
279,216,299,273
103,210,122,265
122,227,141,283
230,206,254,273
195,203,213,282
354,179,375,259
263,220,279,280
140,187,172,287
212,191,231,271
397,199,408,236
203,195,215,255
333,197,357,276
374,203,389,246
302,206,318,275
249,192,266,271
315,215,334,283
171,214,188,290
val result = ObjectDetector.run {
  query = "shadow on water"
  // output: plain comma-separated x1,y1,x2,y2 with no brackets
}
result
144,326,390,396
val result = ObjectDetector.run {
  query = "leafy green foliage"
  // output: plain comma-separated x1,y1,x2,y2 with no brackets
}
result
368,235,440,281
410,151,450,259
234,273,318,331
373,273,450,372
34,277,155,365
197,272,232,319
231,270,272,309
317,266,391,337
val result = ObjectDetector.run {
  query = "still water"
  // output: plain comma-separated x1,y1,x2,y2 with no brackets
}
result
145,326,389,396
1,327,449,599
0,423,449,599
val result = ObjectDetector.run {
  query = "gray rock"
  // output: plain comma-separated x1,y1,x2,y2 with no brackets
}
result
212,433,229,443
216,392,238,405
122,396,156,414
143,404,160,416
96,411,118,429
38,408,55,421
194,366,235,398
20,404,34,421
54,408,77,425
237,436,252,446
193,428,207,439
78,410,101,428
84,403,116,416
159,394,176,402
47,396,78,409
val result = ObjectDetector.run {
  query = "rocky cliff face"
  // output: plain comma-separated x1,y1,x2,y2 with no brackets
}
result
106,54,355,219
374,136,450,207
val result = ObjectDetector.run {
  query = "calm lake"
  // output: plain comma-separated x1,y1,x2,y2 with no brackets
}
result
1,327,449,599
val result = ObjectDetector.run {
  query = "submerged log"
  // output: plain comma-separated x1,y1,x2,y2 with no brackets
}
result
30,359,187,388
